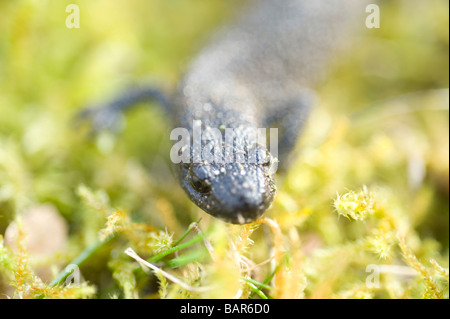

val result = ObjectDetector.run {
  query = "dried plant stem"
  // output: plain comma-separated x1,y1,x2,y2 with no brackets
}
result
125,247,211,292
430,259,449,281
398,235,441,299
252,218,284,298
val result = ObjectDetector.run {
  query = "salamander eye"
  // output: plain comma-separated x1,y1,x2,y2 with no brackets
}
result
259,149,278,174
188,170,211,193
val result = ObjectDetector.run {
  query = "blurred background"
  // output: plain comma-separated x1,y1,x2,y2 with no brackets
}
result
0,0,448,299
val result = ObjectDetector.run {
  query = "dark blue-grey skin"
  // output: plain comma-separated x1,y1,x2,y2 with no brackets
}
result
79,0,364,224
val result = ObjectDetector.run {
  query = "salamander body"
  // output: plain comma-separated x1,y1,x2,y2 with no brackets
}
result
81,0,364,224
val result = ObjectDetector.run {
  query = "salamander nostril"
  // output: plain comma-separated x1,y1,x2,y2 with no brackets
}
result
217,184,266,216
238,196,259,211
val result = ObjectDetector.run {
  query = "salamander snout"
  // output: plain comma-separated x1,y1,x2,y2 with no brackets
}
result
211,169,275,224
178,162,276,224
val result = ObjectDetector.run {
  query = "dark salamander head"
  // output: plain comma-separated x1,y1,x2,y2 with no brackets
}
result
175,143,277,224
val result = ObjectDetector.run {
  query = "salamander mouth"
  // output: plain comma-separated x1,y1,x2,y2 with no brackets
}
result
207,177,276,224
206,195,275,225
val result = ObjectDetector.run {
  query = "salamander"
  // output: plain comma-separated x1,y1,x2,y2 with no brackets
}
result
79,0,365,224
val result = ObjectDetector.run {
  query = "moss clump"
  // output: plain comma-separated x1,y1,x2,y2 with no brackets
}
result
334,186,375,221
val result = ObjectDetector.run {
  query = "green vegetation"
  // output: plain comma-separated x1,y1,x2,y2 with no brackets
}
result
0,0,448,299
